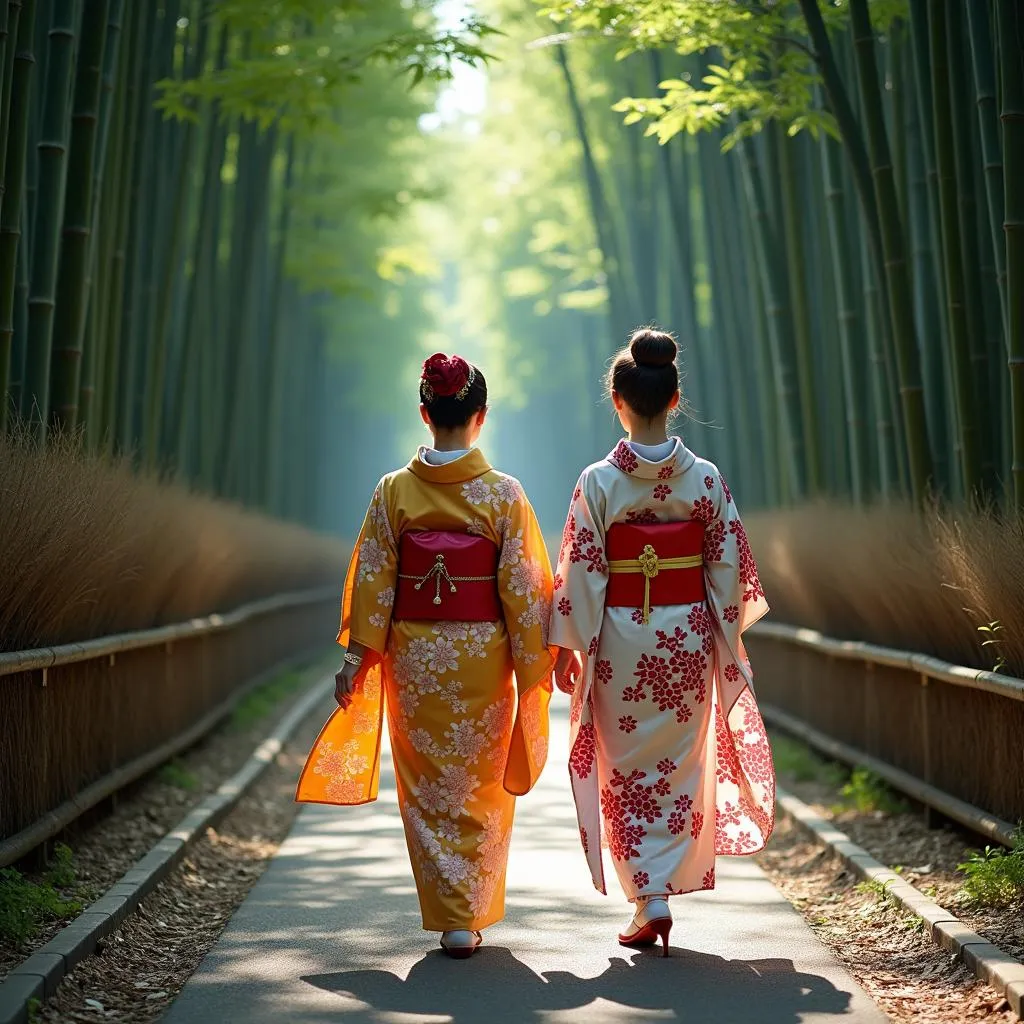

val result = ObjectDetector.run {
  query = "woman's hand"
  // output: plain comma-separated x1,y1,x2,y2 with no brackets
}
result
334,642,369,710
554,646,582,695
334,662,360,709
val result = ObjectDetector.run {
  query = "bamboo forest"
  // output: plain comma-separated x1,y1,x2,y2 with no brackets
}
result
1,0,1023,518
0,1,1022,628
0,0,1022,667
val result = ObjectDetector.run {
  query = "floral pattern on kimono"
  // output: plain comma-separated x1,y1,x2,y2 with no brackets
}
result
296,447,554,931
549,437,773,900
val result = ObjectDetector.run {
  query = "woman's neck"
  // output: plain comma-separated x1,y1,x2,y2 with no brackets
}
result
628,420,670,446
431,430,473,453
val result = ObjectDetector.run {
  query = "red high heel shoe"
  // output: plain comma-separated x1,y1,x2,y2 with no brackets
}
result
618,898,672,957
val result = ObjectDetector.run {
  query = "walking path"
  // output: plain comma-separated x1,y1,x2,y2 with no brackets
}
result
162,711,886,1023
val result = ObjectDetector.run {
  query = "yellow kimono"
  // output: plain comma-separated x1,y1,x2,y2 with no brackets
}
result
297,447,555,931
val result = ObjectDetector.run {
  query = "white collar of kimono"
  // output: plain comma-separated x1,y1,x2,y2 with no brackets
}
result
606,436,694,479
408,445,493,483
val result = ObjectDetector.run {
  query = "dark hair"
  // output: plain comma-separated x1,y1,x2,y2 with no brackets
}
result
608,327,680,419
420,363,488,428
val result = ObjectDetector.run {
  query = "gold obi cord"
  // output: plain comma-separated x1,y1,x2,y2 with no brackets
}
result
607,544,703,625
398,553,496,606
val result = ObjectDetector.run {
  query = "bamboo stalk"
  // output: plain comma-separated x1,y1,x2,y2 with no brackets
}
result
77,0,123,441
134,0,181,464
216,120,276,490
663,128,701,385
796,1,888,321
904,58,948,492
966,0,1009,345
948,1,995,489
171,23,229,474
776,127,821,495
259,135,296,508
821,131,866,503
847,0,933,502
888,22,908,228
697,128,758,493
929,0,981,496
143,3,206,469
23,0,79,439
23,0,47,243
0,2,21,199
99,0,145,452
89,0,134,451
10,197,27,408
0,0,35,430
620,58,657,317
906,0,951,352
554,42,631,338
116,0,160,451
997,0,1024,507
738,131,804,498
811,146,849,497
48,0,111,434
860,216,894,496
0,5,9,153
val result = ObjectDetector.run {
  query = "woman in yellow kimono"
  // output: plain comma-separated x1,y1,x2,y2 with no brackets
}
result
297,353,554,958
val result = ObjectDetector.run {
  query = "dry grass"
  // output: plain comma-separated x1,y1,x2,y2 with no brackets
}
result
0,431,347,653
746,500,1024,678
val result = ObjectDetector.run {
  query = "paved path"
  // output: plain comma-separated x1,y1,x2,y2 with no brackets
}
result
163,711,886,1024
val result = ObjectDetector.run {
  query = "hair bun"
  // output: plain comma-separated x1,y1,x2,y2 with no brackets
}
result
421,353,471,398
630,329,677,368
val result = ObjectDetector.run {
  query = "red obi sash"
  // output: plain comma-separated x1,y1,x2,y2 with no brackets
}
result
606,522,706,621
394,531,501,622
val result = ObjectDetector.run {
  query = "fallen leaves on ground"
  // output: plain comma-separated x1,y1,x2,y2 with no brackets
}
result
758,816,1017,1024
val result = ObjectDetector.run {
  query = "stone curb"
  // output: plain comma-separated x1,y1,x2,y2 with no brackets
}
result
777,786,1024,1019
0,675,332,1024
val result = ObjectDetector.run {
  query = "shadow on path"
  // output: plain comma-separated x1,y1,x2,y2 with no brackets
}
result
305,945,853,1023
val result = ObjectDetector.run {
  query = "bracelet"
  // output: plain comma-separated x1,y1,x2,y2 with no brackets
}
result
343,651,363,667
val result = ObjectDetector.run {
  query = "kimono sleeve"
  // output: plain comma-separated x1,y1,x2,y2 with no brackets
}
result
703,470,769,708
296,481,395,808
497,481,555,796
548,472,609,657
338,480,398,657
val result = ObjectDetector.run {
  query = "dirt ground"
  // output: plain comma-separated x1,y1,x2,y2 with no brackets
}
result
756,733,1022,1024
36,702,331,1023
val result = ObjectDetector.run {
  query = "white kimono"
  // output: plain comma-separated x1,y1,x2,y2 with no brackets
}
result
548,437,774,899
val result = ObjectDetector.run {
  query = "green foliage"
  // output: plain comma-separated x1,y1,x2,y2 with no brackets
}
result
855,876,898,907
157,760,200,791
854,876,922,931
836,768,908,815
0,846,82,947
957,833,1024,908
231,668,305,728
158,4,501,134
230,650,336,727
537,0,902,148
770,734,847,788
45,842,76,889
977,620,1007,673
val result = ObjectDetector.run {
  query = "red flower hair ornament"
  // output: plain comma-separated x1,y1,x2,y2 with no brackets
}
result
420,352,476,402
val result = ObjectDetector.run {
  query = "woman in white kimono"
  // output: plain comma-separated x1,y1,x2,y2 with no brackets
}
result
548,329,774,956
